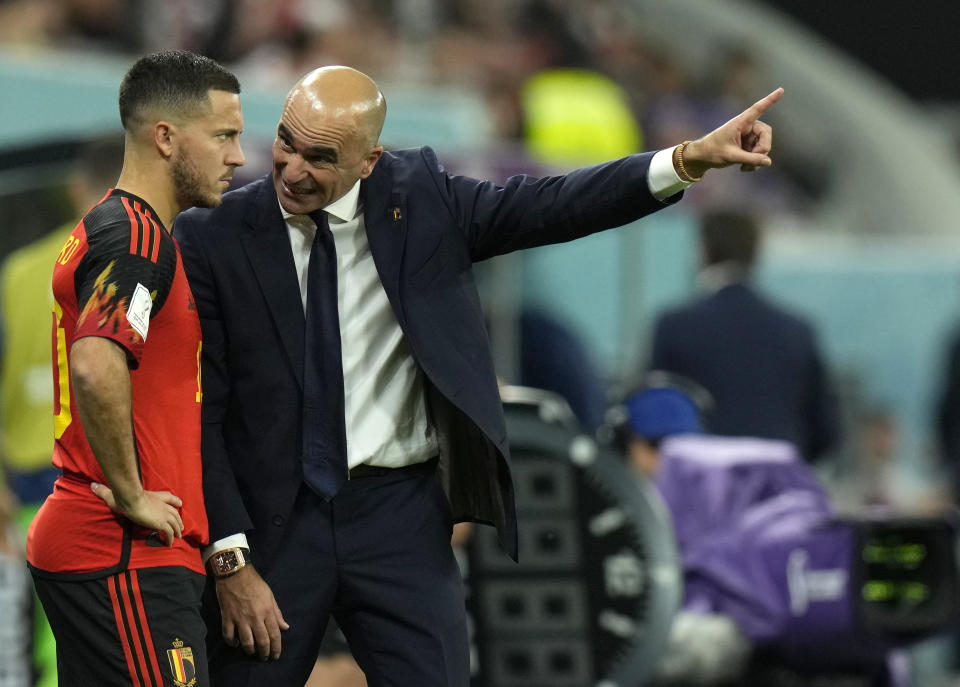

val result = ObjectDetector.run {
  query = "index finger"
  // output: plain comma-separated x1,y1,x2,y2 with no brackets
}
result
744,87,784,121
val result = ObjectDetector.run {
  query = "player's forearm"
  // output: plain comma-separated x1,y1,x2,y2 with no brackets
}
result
70,337,143,506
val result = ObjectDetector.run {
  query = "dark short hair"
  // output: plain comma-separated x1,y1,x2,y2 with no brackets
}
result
118,50,240,130
700,210,761,269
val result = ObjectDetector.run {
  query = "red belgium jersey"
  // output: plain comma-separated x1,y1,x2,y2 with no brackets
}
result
27,189,208,577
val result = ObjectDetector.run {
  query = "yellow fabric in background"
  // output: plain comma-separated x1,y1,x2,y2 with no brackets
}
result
0,225,72,471
522,68,643,167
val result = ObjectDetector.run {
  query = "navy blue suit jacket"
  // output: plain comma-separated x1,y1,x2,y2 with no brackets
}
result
175,146,671,561
650,282,840,461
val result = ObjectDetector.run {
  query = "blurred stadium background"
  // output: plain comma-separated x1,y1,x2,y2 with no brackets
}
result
3,0,960,685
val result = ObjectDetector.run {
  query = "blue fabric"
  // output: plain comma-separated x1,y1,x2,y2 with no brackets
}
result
650,282,840,462
5,466,60,504
301,211,347,499
518,309,606,432
625,387,700,439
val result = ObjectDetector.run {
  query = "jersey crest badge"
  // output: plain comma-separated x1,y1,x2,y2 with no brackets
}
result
166,638,197,687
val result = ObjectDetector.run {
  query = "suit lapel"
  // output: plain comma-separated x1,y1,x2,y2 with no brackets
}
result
240,176,305,388
361,162,406,320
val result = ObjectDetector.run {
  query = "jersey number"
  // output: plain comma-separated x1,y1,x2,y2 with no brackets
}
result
53,302,72,438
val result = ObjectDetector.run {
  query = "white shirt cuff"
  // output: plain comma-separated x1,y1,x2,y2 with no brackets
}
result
647,148,692,201
201,533,250,566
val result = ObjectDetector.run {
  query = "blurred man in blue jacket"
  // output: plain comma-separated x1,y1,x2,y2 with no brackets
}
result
650,210,840,462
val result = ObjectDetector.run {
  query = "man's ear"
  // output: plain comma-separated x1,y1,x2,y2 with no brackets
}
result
153,121,175,159
359,146,384,179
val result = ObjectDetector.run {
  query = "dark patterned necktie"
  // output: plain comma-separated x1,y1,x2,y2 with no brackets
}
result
301,210,348,499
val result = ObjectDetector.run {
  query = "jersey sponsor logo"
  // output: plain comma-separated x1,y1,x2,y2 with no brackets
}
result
127,282,153,341
167,638,197,687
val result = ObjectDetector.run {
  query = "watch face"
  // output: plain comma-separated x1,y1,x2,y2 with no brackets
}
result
215,550,240,575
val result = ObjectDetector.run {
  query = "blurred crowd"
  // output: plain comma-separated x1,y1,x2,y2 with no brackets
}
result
0,0,813,214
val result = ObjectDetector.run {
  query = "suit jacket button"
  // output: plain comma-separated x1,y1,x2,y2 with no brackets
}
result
272,515,284,526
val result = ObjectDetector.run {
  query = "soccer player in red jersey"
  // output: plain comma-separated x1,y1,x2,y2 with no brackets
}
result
26,50,244,687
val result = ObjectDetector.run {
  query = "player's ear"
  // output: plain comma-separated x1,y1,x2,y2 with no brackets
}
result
153,121,175,159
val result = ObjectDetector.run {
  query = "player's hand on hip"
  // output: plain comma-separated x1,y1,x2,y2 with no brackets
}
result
90,482,184,546
215,564,290,661
681,87,784,177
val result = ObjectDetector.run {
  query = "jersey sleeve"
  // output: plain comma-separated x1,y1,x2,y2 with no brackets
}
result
73,217,177,368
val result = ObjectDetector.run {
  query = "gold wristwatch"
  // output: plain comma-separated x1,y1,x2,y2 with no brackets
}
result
208,547,250,578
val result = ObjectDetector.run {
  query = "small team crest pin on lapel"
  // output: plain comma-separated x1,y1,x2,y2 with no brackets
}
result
167,638,197,687
391,207,402,221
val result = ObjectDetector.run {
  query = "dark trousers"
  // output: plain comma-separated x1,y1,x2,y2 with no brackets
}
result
207,462,470,686
33,566,208,687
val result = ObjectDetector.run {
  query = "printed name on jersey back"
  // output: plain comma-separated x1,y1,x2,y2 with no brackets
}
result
55,234,83,266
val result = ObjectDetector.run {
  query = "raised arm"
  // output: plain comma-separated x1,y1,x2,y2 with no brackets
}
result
675,87,784,179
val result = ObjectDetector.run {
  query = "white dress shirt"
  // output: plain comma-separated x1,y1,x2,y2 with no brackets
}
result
286,180,440,471
205,148,690,560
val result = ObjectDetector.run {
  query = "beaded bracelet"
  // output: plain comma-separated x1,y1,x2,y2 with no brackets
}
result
674,140,703,182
